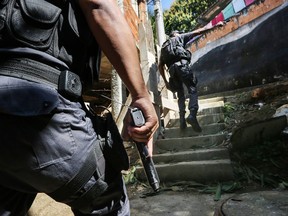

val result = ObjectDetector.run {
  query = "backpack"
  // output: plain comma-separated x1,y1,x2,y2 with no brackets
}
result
160,37,191,66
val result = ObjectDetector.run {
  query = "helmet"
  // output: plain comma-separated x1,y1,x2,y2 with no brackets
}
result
169,30,180,37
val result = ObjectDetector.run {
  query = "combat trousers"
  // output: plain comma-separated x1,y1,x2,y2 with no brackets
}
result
169,62,199,114
0,76,130,216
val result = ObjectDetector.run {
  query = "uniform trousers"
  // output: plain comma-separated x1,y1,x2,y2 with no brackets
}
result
0,76,130,216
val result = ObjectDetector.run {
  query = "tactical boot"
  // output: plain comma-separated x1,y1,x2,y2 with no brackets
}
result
186,111,202,132
179,113,187,130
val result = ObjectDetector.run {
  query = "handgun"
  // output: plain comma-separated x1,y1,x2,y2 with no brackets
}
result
130,108,160,192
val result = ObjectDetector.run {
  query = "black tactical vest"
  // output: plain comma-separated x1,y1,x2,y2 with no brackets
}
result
0,0,101,89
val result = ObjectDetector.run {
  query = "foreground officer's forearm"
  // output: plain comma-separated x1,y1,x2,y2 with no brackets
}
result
79,0,147,98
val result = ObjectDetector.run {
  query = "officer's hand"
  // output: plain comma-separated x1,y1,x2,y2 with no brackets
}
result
125,96,158,143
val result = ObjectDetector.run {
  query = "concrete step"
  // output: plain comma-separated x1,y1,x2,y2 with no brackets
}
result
166,98,225,128
140,96,234,185
153,148,230,164
199,100,224,111
168,113,225,128
155,133,227,152
170,97,224,108
136,159,235,184
166,106,224,122
198,97,224,105
162,123,226,138
179,101,224,116
198,113,225,125
198,106,224,115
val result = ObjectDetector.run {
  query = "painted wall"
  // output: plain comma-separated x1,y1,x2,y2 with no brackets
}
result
189,0,288,96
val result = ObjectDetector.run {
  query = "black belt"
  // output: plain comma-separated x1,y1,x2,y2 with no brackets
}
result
0,57,82,99
167,58,190,69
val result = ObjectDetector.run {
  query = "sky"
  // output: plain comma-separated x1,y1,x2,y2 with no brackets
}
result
162,0,175,10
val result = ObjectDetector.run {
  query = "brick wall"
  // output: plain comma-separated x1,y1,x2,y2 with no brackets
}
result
123,0,140,43
190,0,285,52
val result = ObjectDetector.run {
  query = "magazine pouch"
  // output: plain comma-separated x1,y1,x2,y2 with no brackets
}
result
4,0,61,50
87,108,130,173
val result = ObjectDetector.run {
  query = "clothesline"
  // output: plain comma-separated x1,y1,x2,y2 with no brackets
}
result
186,0,258,45
209,0,257,27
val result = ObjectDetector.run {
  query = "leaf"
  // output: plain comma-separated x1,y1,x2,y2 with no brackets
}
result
163,0,218,35
214,183,222,201
270,158,281,168
222,182,241,192
171,186,183,192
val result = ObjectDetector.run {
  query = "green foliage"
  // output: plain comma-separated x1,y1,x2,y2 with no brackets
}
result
123,166,137,185
163,0,217,35
223,103,236,114
232,140,288,188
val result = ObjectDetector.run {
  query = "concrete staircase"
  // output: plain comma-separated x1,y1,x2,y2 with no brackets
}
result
28,96,235,215
136,97,235,184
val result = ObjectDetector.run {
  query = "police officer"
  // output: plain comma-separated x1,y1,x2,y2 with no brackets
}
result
0,0,158,215
158,24,221,132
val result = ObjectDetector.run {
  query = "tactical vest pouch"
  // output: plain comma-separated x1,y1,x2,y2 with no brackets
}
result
92,112,130,173
6,0,61,50
0,0,100,88
82,103,130,173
